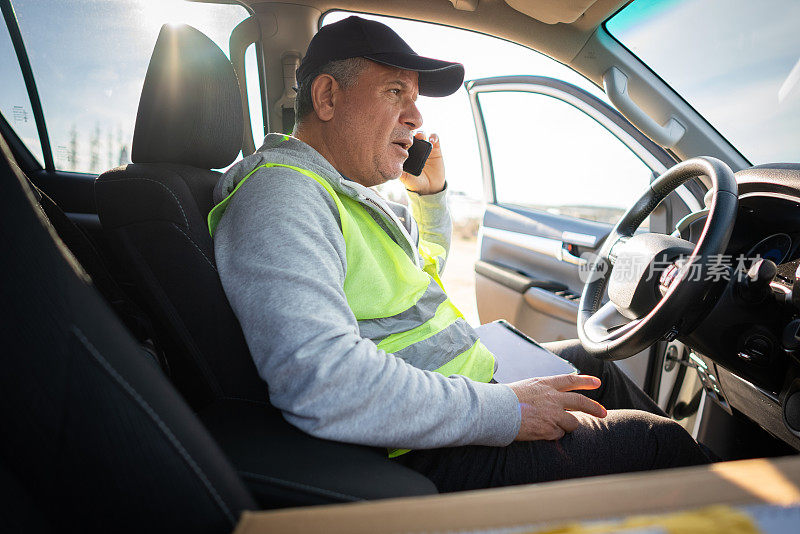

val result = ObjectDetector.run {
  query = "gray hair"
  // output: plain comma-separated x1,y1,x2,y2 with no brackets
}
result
294,57,370,125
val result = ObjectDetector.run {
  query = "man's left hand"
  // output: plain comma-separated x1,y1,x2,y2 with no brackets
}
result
400,132,445,195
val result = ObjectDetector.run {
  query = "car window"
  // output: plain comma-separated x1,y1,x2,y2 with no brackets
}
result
478,91,653,226
607,0,800,164
321,11,611,203
0,18,44,166
6,0,258,174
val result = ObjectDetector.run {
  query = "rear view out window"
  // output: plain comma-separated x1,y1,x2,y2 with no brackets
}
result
6,0,251,173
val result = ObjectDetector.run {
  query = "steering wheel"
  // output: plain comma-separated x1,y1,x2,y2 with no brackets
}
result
577,157,738,360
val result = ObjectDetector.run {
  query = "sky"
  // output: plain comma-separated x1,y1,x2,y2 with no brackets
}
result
3,0,799,209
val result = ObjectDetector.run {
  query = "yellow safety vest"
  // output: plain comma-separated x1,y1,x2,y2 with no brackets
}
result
208,163,495,456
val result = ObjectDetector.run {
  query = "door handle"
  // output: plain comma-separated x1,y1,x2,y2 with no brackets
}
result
559,248,587,266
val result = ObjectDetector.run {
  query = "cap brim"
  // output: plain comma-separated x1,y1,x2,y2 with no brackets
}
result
364,52,465,97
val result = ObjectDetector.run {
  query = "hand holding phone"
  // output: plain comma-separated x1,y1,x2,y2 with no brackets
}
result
402,137,432,176
399,132,445,195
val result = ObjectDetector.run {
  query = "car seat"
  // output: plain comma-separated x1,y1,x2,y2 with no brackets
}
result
94,24,260,408
0,134,256,533
93,24,437,507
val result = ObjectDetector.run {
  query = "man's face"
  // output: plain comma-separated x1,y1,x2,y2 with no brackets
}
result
329,62,422,187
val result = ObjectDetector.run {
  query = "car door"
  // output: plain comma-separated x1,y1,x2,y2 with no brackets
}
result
466,75,705,388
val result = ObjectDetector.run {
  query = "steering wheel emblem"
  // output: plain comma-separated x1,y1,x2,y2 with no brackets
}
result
578,252,610,284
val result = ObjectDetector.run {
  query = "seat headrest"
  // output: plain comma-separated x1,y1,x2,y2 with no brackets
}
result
132,24,243,169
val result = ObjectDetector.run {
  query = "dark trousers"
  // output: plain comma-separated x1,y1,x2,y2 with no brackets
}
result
396,339,708,492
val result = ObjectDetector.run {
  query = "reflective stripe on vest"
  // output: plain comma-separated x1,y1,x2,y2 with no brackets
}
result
208,162,496,457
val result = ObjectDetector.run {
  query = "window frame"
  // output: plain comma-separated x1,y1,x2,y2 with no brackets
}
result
465,75,704,217
1,0,51,172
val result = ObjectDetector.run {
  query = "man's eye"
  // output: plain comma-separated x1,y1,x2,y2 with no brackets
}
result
389,88,401,95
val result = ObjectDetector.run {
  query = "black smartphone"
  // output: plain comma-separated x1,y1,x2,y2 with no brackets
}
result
402,137,432,176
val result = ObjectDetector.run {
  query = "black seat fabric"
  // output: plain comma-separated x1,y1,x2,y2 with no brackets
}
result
0,136,256,532
93,24,438,505
0,459,52,533
198,400,437,508
95,24,265,407
24,172,168,371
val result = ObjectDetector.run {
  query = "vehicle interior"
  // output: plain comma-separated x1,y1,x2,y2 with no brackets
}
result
2,0,800,531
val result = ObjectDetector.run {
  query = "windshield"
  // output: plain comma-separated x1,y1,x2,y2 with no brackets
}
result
606,0,800,165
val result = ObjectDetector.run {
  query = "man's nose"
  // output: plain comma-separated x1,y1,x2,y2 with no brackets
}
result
402,100,423,130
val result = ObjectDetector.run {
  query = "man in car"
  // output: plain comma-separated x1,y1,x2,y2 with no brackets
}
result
210,15,708,492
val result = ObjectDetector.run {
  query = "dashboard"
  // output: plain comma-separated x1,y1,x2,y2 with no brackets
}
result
676,164,800,450
747,233,793,265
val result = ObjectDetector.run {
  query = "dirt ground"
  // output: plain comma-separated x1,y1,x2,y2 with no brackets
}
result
441,235,480,327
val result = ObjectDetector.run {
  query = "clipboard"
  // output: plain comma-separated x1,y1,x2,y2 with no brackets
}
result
475,320,578,384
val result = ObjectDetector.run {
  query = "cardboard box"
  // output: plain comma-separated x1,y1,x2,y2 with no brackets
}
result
233,456,800,533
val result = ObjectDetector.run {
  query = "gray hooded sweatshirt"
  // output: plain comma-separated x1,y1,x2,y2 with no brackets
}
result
212,133,521,450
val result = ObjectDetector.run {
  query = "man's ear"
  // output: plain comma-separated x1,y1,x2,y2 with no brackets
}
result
311,74,339,122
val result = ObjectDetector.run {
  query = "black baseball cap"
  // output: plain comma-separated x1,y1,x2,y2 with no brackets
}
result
296,16,465,97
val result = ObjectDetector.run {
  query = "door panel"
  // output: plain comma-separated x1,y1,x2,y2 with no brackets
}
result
467,75,700,389
481,203,610,294
33,169,96,213
475,203,605,341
